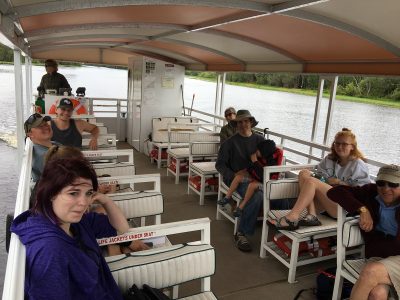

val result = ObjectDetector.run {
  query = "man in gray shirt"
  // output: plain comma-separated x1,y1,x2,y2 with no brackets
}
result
24,113,55,181
216,109,264,252
219,107,237,143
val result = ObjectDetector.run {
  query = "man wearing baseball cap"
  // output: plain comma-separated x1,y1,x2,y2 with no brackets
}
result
219,107,237,143
24,113,56,182
328,165,400,299
51,98,99,149
38,59,71,95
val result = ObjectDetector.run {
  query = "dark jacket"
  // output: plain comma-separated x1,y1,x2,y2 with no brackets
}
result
247,147,283,182
39,72,71,93
11,211,122,300
219,122,237,143
327,184,400,258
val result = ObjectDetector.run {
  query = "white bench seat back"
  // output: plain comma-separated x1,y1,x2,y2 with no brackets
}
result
107,243,215,291
94,163,135,176
343,218,364,247
109,192,163,219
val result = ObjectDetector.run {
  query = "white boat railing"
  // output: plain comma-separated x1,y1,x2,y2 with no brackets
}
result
185,107,387,179
3,140,33,300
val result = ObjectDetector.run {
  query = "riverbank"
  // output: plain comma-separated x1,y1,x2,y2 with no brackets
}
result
188,76,400,109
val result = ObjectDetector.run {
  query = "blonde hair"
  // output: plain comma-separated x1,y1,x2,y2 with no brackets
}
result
328,128,366,162
44,145,84,164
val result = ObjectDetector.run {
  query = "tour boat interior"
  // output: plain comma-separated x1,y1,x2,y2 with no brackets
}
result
1,1,399,300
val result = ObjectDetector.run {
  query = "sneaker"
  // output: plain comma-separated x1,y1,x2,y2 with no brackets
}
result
234,232,252,252
233,207,243,218
217,196,231,206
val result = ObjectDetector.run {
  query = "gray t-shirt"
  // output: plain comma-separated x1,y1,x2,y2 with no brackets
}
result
31,142,58,182
216,132,265,182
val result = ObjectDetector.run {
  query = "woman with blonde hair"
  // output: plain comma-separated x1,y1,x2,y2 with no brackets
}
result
273,128,371,230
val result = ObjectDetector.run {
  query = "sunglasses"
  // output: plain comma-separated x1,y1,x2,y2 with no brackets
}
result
225,112,235,117
26,113,43,125
333,141,352,147
376,180,400,188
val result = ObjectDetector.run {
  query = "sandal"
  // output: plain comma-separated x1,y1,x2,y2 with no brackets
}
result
274,216,299,231
233,207,243,218
218,197,231,206
298,214,322,226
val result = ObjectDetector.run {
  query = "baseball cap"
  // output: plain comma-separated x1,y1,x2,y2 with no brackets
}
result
377,165,400,184
24,113,51,135
57,98,73,109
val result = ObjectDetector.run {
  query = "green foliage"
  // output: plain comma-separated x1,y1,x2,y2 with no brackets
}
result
0,43,13,62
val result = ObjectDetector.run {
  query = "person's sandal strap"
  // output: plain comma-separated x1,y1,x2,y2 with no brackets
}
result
298,214,322,226
275,216,299,231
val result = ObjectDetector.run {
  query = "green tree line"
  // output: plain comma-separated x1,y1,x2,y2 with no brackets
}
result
186,71,400,101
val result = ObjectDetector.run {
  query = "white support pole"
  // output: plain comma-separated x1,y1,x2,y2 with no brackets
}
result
25,56,33,116
219,72,226,126
308,77,324,163
323,76,338,146
213,73,221,124
14,49,25,169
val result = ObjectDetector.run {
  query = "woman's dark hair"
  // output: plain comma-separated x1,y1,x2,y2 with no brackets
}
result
33,158,98,224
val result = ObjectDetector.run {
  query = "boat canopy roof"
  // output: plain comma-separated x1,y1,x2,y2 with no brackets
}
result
1,0,399,76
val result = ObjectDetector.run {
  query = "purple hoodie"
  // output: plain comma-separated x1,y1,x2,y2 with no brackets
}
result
11,211,123,300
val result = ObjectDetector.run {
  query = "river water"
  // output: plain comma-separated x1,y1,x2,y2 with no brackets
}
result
0,64,399,293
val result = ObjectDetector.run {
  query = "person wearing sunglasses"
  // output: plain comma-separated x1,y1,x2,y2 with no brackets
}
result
273,128,370,230
38,59,71,95
24,113,58,182
51,98,99,149
219,107,237,143
328,164,400,299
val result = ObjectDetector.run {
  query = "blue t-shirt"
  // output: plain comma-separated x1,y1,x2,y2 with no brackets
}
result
375,195,400,237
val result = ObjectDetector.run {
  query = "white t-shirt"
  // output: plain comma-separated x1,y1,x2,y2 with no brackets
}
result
316,156,370,186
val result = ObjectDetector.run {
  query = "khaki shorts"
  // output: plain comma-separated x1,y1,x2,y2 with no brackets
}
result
368,256,400,299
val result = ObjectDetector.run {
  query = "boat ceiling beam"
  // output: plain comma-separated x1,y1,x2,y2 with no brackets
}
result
283,10,400,58
12,0,271,18
188,0,329,32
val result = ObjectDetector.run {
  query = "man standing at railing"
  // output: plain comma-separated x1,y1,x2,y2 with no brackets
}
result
216,110,266,252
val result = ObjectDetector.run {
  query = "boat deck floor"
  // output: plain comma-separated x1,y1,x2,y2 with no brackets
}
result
122,142,333,300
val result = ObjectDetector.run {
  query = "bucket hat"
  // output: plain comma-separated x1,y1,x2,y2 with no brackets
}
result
377,165,400,184
231,109,259,128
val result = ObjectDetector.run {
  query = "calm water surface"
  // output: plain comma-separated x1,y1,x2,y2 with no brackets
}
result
0,65,399,293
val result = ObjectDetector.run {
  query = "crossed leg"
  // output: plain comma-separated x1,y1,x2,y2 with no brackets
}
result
351,262,392,300
285,169,337,222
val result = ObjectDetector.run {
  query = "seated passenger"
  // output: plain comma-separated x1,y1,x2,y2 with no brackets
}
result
11,158,126,299
44,145,149,254
273,128,370,230
219,107,237,143
50,98,99,149
218,139,279,217
24,113,55,182
327,164,400,300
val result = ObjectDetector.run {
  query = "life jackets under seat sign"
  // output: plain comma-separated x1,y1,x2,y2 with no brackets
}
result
44,94,88,115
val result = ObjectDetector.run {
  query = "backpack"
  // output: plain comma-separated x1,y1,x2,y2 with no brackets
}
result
123,284,171,300
316,267,353,300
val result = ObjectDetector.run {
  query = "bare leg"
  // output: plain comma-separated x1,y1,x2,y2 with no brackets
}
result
351,262,392,300
286,174,335,221
226,174,244,198
298,170,317,216
238,181,259,210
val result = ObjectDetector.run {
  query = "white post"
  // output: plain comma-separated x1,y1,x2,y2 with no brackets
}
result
25,56,33,116
213,73,221,124
219,72,226,126
309,77,324,163
14,49,25,169
323,76,338,146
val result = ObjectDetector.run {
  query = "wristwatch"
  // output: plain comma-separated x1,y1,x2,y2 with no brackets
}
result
358,206,368,214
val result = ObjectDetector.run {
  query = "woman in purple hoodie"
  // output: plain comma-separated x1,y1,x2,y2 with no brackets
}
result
12,158,127,300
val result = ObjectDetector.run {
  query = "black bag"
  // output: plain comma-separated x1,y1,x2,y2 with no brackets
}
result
316,267,353,300
123,284,171,300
